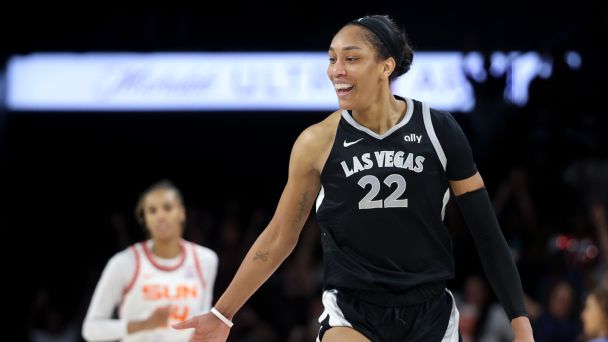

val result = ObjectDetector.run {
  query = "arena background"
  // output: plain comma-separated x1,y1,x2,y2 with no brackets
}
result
2,1,607,341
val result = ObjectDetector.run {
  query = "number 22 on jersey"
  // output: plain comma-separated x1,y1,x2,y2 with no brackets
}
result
357,173,408,209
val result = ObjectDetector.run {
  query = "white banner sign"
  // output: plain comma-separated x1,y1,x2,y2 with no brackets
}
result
5,52,553,112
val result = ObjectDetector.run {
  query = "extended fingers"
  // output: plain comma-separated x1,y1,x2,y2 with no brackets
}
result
172,317,195,330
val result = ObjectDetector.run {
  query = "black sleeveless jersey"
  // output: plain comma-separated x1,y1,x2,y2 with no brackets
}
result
316,96,477,294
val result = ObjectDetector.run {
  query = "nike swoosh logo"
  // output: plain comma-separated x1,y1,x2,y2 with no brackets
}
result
343,138,364,147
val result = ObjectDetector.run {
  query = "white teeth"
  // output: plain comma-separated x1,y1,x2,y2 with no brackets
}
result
334,83,353,90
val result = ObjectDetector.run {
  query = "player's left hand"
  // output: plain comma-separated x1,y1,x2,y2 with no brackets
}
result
172,312,231,342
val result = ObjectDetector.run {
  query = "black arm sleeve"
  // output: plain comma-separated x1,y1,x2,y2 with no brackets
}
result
455,187,528,320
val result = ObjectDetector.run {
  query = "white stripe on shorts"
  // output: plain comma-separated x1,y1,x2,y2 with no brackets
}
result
318,289,352,327
317,289,353,342
442,289,460,342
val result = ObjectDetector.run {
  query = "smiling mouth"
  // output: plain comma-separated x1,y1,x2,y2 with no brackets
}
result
334,83,354,96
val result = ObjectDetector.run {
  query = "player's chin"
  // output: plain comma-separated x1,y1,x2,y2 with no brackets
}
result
152,230,179,241
337,98,356,110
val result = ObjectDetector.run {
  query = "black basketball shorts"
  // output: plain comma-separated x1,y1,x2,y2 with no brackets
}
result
317,288,460,342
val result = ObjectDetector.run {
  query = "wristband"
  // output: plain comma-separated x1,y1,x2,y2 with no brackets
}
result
210,307,234,328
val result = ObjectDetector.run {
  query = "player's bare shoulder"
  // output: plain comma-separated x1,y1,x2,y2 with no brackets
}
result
295,110,342,172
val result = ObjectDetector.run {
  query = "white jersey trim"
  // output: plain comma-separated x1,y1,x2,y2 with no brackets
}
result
315,186,325,212
141,240,186,271
122,245,140,297
442,289,460,342
341,97,414,140
191,242,208,290
422,102,447,171
441,188,450,221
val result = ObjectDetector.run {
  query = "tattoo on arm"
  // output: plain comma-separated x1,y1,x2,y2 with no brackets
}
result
291,192,309,230
253,251,269,262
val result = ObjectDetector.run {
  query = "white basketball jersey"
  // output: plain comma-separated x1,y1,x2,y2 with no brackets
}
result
119,240,211,342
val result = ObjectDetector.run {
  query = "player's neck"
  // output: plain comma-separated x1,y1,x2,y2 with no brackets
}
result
352,94,405,135
151,239,182,259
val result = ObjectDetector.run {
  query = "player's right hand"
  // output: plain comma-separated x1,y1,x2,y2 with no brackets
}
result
172,312,231,342
147,304,172,329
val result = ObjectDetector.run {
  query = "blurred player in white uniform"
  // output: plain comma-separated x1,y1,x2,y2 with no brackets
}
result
82,180,218,342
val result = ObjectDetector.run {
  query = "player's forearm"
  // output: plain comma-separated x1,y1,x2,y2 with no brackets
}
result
127,319,154,334
456,187,528,319
511,316,534,341
213,222,299,319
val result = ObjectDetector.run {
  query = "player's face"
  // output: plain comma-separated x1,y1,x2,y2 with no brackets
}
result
327,25,387,110
581,294,607,337
143,189,185,242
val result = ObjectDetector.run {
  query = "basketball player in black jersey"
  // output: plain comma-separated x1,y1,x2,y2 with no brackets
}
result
174,15,534,341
